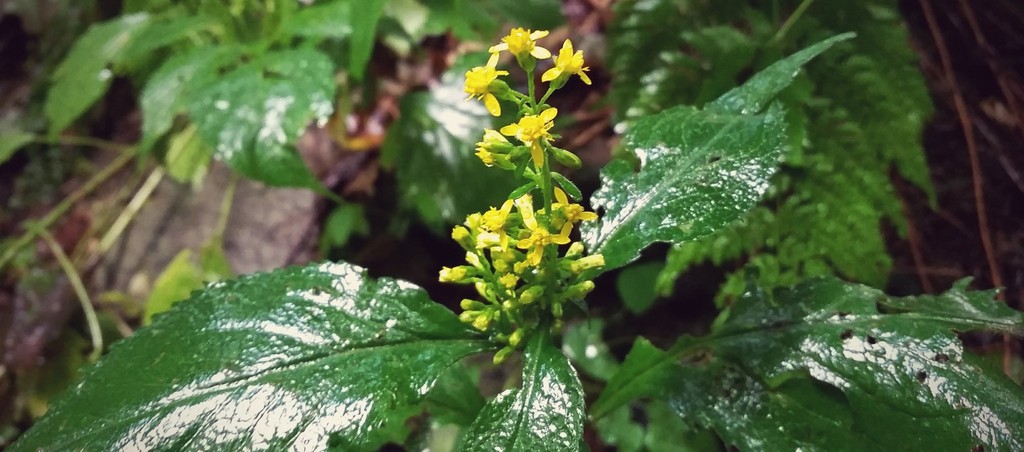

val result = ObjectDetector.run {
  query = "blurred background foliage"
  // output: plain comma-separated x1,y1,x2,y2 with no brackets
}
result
1,0,1022,449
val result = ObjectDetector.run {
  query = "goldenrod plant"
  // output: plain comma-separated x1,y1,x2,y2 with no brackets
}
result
9,28,1024,452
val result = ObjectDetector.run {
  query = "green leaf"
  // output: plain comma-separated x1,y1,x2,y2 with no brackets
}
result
139,46,241,153
710,33,855,114
12,261,493,451
187,49,334,189
593,277,1024,450
616,261,665,314
0,130,34,165
582,36,851,271
426,362,486,426
349,0,387,78
118,15,213,66
381,55,518,227
281,0,353,39
320,203,370,252
142,250,204,325
582,104,787,271
45,13,151,134
460,332,584,451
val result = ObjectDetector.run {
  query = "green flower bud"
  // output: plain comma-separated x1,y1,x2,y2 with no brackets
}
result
460,299,485,310
493,346,515,364
519,285,544,304
508,328,524,347
551,146,581,168
570,254,605,274
565,242,584,258
565,280,595,299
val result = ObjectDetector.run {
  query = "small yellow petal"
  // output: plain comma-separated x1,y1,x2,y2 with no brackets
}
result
554,188,568,205
531,47,551,59
499,124,519,136
487,52,500,67
530,143,544,167
560,222,573,237
540,107,558,122
553,234,571,245
579,71,592,85
488,43,508,53
541,67,560,82
484,94,501,116
579,211,598,221
530,30,549,40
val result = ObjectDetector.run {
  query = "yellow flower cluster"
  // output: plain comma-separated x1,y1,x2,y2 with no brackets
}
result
446,28,603,363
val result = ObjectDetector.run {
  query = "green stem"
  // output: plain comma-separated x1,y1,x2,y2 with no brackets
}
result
527,73,536,110
99,167,165,253
0,149,136,271
538,85,555,106
214,173,240,238
32,225,103,362
771,0,816,44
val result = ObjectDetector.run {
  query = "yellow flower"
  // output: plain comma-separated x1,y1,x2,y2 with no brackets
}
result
479,199,515,250
500,108,557,166
498,273,519,289
514,194,570,265
552,188,598,235
464,63,509,116
489,28,551,61
475,129,510,167
542,39,591,85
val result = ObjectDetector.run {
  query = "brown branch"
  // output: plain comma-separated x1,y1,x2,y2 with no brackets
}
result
957,0,1024,141
918,0,1009,372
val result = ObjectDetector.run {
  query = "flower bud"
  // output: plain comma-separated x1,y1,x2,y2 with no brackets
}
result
459,310,477,323
551,146,582,168
565,242,584,258
508,328,524,347
493,346,514,364
465,251,485,270
519,285,544,304
452,225,474,249
570,254,606,274
460,299,485,310
439,266,474,283
565,280,595,299
472,310,493,330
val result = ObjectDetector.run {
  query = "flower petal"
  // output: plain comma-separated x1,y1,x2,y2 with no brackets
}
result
531,46,552,59
578,70,592,85
541,67,560,82
530,142,544,167
488,43,508,53
530,30,550,39
540,107,558,122
487,52,500,67
554,187,568,205
499,124,519,136
484,94,501,117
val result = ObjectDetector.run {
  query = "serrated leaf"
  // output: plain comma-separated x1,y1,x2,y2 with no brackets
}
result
460,332,584,451
582,104,787,271
139,45,241,153
382,56,518,227
12,262,493,451
45,13,150,134
593,277,1024,450
710,33,854,114
187,49,334,189
583,36,851,271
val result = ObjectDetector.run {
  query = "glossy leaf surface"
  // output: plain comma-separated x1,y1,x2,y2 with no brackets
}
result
460,332,585,451
188,49,333,188
45,13,150,134
12,262,493,451
381,56,518,227
582,36,851,271
140,46,241,152
593,278,1024,450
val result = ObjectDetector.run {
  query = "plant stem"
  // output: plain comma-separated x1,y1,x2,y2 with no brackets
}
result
99,167,165,253
32,225,103,362
538,85,555,106
771,0,816,44
0,149,136,271
215,173,240,238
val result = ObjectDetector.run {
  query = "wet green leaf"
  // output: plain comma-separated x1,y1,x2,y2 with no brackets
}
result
281,0,353,39
593,278,1024,450
381,56,518,227
187,49,334,189
12,262,493,451
139,46,241,152
426,362,486,426
582,36,851,271
460,332,584,451
45,13,151,134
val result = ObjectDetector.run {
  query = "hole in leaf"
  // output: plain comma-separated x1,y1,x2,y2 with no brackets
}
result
934,353,950,363
707,154,722,164
915,371,927,382
972,445,986,452
840,329,853,340
866,335,878,345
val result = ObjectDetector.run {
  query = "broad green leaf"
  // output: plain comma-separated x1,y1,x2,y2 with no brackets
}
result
0,130,34,165
188,49,334,189
426,362,486,426
581,104,787,271
118,15,213,66
281,0,353,39
582,36,851,271
45,13,150,134
12,262,493,451
142,250,204,325
709,33,855,114
595,401,719,452
349,0,387,78
381,56,518,227
592,278,1024,450
139,46,241,153
320,203,370,253
616,261,665,314
460,332,585,451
